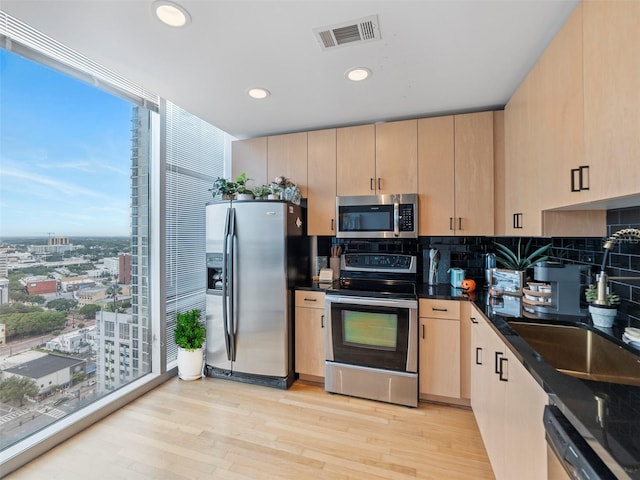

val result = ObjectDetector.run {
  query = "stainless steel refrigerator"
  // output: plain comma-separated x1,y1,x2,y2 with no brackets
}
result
205,200,308,389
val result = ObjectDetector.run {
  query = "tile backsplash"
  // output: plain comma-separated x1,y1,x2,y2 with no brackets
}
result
420,206,640,327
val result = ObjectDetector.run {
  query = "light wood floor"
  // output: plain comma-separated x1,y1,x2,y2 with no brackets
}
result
7,378,495,479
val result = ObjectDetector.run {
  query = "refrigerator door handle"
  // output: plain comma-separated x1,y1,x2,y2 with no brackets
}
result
222,207,232,361
228,208,237,362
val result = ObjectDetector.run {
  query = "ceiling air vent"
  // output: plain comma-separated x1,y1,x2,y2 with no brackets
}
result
313,15,381,51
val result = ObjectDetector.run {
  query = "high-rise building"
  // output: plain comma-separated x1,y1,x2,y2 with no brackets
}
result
0,278,8,305
118,253,131,285
130,106,151,375
0,253,8,277
95,310,140,391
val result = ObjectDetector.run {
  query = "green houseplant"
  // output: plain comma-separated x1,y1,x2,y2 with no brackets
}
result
174,309,205,380
234,173,254,199
209,177,237,199
252,184,271,199
585,284,620,328
493,238,552,270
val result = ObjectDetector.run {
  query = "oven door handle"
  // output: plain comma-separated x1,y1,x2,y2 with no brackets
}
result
325,295,417,309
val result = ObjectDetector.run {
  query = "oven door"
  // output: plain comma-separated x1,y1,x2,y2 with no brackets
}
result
325,295,418,373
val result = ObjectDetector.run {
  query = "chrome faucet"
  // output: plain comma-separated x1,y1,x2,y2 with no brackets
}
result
595,228,640,305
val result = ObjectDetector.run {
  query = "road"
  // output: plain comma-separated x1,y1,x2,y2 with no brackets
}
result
0,335,53,359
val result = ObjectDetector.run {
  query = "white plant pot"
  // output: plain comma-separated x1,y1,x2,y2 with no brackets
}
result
236,193,253,200
177,347,203,381
588,305,618,328
267,193,280,200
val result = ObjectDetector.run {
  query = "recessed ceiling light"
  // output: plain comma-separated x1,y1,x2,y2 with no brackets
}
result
153,1,191,28
346,67,372,82
248,88,270,100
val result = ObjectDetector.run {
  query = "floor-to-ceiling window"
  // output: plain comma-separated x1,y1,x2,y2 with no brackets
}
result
0,45,156,451
0,11,231,473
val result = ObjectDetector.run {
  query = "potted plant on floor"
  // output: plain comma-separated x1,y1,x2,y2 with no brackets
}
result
174,309,206,380
585,284,620,328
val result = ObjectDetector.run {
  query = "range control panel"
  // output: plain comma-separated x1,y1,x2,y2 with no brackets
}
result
342,253,417,273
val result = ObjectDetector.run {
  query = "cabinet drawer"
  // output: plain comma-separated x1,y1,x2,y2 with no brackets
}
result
295,290,326,309
419,299,461,320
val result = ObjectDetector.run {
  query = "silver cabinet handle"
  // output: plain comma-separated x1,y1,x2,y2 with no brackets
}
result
370,178,375,190
377,178,382,190
321,314,324,328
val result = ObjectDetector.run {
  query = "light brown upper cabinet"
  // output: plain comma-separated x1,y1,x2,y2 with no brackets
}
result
232,137,268,187
337,120,417,196
267,132,308,198
307,129,337,236
374,120,418,194
583,0,640,202
419,112,494,236
336,124,376,196
503,4,589,234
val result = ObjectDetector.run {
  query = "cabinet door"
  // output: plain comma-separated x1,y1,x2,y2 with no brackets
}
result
583,0,640,201
267,132,308,197
232,137,268,187
375,120,418,194
420,316,461,398
336,124,376,196
307,129,337,236
459,301,471,400
294,291,326,379
537,3,584,208
503,349,548,480
454,112,494,236
418,116,455,235
504,73,542,236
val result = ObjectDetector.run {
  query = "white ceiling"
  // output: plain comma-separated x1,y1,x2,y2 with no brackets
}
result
2,0,579,140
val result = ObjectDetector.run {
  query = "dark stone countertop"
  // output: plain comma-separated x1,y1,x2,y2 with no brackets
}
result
420,285,640,480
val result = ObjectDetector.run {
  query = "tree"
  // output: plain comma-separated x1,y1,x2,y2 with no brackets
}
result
0,376,40,406
79,304,101,319
106,282,122,309
46,298,78,313
72,371,86,384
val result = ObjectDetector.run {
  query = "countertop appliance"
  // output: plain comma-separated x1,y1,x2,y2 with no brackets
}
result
335,193,418,239
324,252,419,407
205,199,308,389
544,405,615,480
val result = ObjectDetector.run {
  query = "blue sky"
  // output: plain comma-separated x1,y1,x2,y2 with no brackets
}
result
0,49,133,237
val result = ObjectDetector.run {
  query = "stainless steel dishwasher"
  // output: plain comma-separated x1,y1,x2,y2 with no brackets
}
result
544,405,616,480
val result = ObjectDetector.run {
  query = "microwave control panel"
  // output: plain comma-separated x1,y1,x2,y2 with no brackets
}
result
399,204,415,231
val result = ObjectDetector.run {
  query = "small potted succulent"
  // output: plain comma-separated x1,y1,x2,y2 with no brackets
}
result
585,284,620,328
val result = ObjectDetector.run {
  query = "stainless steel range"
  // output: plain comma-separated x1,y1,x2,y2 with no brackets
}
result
324,252,419,407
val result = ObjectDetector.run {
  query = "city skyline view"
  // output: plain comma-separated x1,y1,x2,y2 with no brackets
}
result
0,49,132,237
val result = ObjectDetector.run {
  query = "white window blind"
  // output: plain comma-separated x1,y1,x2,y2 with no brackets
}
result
163,100,229,362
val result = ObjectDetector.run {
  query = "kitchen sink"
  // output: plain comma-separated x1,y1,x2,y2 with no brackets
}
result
508,321,640,387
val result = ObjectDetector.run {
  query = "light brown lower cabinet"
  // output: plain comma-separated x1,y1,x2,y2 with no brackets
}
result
418,299,470,406
294,290,326,382
469,304,548,480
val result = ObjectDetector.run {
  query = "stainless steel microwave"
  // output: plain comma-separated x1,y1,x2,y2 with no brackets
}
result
335,194,418,239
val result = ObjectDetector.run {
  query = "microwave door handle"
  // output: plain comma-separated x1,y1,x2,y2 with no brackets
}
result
393,201,400,237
